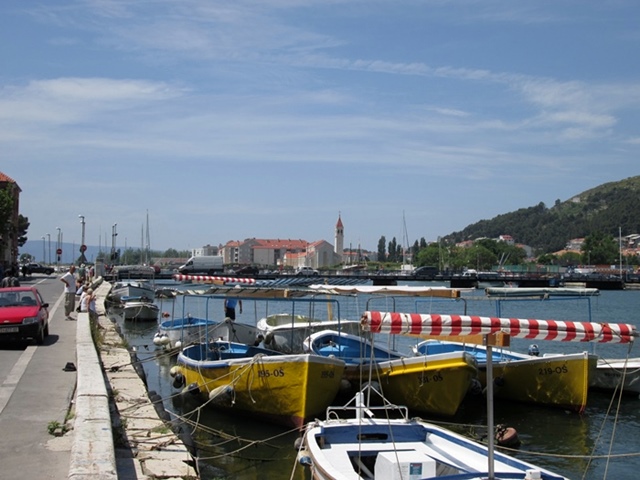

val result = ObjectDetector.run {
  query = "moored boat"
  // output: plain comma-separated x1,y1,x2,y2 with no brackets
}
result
304,329,477,416
173,341,345,428
155,316,260,350
298,386,569,480
415,339,596,412
590,357,640,395
110,280,156,302
122,298,159,321
258,312,361,353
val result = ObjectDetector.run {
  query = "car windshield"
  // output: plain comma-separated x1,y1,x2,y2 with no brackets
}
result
0,292,36,307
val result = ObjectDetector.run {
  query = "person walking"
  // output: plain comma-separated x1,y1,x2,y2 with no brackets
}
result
223,297,242,320
60,265,77,320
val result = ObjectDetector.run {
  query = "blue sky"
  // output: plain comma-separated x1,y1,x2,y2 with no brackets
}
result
3,1,640,255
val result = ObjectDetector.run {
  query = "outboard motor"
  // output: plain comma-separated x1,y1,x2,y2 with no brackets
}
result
528,344,540,357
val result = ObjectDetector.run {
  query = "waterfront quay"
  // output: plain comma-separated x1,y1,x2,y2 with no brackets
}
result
0,275,196,480
112,269,637,290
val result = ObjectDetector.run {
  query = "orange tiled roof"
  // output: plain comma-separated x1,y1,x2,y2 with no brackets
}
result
0,171,17,183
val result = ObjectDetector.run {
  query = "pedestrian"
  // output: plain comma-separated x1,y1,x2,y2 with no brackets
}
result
60,265,77,320
80,288,97,321
223,297,242,320
1,268,20,287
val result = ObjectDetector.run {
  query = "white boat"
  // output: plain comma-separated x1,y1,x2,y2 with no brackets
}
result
110,280,155,302
258,312,361,354
590,357,640,395
258,284,463,354
123,299,159,321
155,316,260,350
298,386,569,480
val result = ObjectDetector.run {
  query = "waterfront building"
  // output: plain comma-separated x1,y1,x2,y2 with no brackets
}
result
0,171,21,270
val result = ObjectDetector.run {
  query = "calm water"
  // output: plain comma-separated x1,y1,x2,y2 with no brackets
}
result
114,283,640,480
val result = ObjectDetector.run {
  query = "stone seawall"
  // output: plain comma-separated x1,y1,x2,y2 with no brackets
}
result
70,280,198,479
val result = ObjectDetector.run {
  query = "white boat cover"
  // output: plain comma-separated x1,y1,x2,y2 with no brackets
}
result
361,311,637,343
309,284,461,298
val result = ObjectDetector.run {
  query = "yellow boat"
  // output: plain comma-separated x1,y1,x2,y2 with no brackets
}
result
415,340,597,413
173,341,345,428
304,330,478,417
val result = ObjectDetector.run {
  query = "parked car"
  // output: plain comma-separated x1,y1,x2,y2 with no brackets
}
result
25,263,55,275
295,266,319,276
413,266,439,278
234,266,260,276
0,286,50,345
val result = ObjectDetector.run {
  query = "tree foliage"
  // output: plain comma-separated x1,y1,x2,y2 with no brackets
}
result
441,176,640,253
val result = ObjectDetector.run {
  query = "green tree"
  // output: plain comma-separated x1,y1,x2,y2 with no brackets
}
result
19,252,33,263
377,236,386,262
17,214,29,247
0,189,13,251
415,243,440,267
387,237,398,262
581,232,619,265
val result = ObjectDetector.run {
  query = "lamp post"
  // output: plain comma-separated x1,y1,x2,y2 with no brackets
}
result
111,223,118,263
41,236,46,263
47,233,51,265
78,215,86,265
56,227,61,269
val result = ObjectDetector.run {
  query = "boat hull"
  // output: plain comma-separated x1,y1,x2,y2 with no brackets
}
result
479,352,596,412
157,317,259,350
177,344,345,428
123,302,159,321
302,416,568,480
590,357,640,395
305,330,477,416
417,340,596,412
374,353,477,417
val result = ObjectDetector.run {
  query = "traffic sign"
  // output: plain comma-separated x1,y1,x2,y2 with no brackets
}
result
80,244,87,253
56,248,62,255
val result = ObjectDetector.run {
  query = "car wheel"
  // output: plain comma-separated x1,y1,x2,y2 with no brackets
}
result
36,326,45,345
44,322,50,337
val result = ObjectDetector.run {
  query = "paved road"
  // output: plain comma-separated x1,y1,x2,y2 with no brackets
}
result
0,275,77,479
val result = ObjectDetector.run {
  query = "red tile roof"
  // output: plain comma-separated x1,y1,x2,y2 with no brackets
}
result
0,171,17,183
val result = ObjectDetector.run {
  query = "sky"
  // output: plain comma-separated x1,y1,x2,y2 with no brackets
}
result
3,0,640,256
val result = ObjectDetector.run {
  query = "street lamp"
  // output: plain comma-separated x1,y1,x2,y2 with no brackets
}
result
79,215,86,264
111,223,118,262
41,236,46,263
56,227,61,268
47,233,51,265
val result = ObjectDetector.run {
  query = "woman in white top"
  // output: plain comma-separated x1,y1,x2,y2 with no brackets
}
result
80,288,97,319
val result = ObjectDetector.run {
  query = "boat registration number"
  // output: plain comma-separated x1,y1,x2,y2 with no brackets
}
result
0,327,19,333
258,368,285,378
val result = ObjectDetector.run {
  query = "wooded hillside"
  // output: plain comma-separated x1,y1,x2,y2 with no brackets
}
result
443,176,640,254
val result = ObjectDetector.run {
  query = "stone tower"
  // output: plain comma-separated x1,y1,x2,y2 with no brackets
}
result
334,213,344,262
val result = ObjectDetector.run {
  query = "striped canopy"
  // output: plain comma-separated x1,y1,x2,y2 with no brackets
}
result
173,274,256,284
361,311,637,344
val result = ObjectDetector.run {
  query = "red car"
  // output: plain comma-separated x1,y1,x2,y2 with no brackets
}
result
0,286,50,345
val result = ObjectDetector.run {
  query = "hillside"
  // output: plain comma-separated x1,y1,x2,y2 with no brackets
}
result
444,175,640,254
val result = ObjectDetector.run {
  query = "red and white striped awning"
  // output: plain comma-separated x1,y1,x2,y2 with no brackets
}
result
173,274,256,284
361,311,637,344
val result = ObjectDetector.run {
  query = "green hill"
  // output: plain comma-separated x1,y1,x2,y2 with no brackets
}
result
444,175,640,254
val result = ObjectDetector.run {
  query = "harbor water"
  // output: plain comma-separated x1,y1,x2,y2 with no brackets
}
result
112,283,640,480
